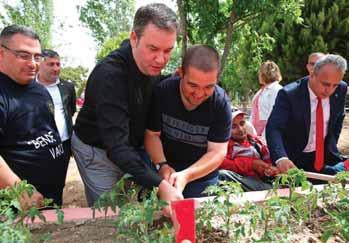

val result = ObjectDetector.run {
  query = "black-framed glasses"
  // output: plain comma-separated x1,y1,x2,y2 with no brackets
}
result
1,44,43,62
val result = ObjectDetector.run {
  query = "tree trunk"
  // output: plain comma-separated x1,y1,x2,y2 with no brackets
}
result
177,0,187,58
219,9,236,79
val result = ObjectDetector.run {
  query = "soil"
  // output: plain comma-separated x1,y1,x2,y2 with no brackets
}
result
32,116,349,242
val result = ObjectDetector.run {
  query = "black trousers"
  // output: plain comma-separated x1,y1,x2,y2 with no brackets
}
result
218,169,273,192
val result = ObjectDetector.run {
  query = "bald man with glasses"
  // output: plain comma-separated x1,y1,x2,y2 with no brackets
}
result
0,25,69,206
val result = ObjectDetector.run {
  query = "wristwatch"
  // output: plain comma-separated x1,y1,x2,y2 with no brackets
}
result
157,161,168,169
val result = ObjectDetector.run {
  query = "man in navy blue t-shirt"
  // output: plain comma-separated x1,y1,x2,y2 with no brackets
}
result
0,25,69,206
145,45,232,198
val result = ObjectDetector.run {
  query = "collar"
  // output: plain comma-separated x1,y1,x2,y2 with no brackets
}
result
264,81,280,90
36,75,60,87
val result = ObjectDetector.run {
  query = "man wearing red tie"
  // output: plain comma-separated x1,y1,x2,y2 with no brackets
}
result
266,54,349,175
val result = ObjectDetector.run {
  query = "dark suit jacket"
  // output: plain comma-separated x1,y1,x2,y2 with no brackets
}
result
266,76,347,170
57,79,76,138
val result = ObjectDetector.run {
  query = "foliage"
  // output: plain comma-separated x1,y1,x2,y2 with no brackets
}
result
78,0,135,45
320,172,349,242
199,181,246,240
267,0,349,83
0,0,54,48
162,44,182,76
182,0,303,102
60,65,89,97
93,175,173,242
95,32,129,63
0,181,64,243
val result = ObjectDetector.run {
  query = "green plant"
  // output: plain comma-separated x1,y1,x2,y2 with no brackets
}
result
320,172,349,242
93,175,173,242
197,181,250,241
0,181,64,243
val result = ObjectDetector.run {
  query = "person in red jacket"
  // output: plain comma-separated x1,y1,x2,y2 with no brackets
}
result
219,109,279,191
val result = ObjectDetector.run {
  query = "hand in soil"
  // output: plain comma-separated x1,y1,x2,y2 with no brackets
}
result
20,190,44,210
158,179,183,217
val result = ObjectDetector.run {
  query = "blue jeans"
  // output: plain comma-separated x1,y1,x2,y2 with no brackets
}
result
182,176,218,198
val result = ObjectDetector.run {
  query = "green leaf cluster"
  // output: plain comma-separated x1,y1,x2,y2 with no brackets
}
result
0,0,54,48
78,0,135,45
0,181,64,243
268,0,349,83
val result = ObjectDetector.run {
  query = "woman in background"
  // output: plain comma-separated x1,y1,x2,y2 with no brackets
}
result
250,61,282,140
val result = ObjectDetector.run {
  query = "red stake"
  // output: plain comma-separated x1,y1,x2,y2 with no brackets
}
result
171,199,196,243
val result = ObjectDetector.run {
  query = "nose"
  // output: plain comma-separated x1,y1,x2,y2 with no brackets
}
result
155,52,165,65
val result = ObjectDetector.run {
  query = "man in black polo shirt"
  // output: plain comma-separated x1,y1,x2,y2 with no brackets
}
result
72,3,182,207
0,25,69,205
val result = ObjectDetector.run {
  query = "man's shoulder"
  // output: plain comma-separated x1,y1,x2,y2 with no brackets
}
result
283,76,308,93
155,75,179,90
59,79,75,88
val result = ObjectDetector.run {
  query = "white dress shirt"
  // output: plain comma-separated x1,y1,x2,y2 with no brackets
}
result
303,84,330,152
37,77,69,142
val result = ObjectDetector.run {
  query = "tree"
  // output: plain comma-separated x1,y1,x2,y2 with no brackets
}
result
60,65,89,97
0,0,54,48
268,0,349,83
96,32,129,63
180,0,303,104
78,0,135,45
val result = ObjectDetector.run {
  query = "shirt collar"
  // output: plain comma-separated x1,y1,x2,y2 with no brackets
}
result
36,75,60,87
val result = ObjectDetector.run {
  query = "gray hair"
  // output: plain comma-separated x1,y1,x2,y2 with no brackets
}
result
314,54,347,75
132,3,177,37
0,24,40,45
308,52,325,61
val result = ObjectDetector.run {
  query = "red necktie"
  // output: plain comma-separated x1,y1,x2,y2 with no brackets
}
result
314,97,324,171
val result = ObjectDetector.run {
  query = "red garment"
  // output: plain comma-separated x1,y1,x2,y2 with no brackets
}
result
219,135,271,177
344,159,349,171
314,97,324,171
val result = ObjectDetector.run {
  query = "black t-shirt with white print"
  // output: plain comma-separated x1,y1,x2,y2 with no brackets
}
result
0,72,68,188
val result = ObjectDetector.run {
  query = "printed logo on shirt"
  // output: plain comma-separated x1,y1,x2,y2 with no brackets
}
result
162,114,209,147
27,131,57,149
49,143,65,159
47,100,54,115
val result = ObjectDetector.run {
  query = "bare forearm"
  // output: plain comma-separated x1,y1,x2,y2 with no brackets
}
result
182,150,225,183
0,159,21,188
144,130,166,164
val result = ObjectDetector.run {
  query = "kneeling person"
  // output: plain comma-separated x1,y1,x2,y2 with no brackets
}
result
219,109,279,191
145,45,232,198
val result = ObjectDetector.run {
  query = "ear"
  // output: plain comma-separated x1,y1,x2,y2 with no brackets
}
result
130,31,137,48
177,67,183,78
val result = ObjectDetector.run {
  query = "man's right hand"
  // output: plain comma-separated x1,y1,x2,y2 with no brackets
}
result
20,190,44,210
158,179,183,217
158,164,176,181
276,159,296,173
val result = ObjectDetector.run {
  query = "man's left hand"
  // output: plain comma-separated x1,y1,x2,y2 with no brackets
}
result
169,171,189,193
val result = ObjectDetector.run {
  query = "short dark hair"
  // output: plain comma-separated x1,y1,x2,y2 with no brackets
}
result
132,3,177,37
181,45,220,75
42,49,59,59
0,24,41,45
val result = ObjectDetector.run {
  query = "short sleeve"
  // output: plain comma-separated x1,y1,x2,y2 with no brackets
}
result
207,91,232,143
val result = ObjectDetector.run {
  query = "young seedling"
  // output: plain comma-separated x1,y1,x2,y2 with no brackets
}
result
0,181,63,243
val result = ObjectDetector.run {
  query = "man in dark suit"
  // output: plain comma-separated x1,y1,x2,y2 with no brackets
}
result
37,49,76,189
266,54,348,174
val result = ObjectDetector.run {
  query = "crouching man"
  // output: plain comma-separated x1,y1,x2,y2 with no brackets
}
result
145,45,232,198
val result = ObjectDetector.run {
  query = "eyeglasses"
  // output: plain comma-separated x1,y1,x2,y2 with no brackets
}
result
1,44,43,62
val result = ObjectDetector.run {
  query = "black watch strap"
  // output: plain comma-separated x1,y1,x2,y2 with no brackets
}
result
157,161,168,169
